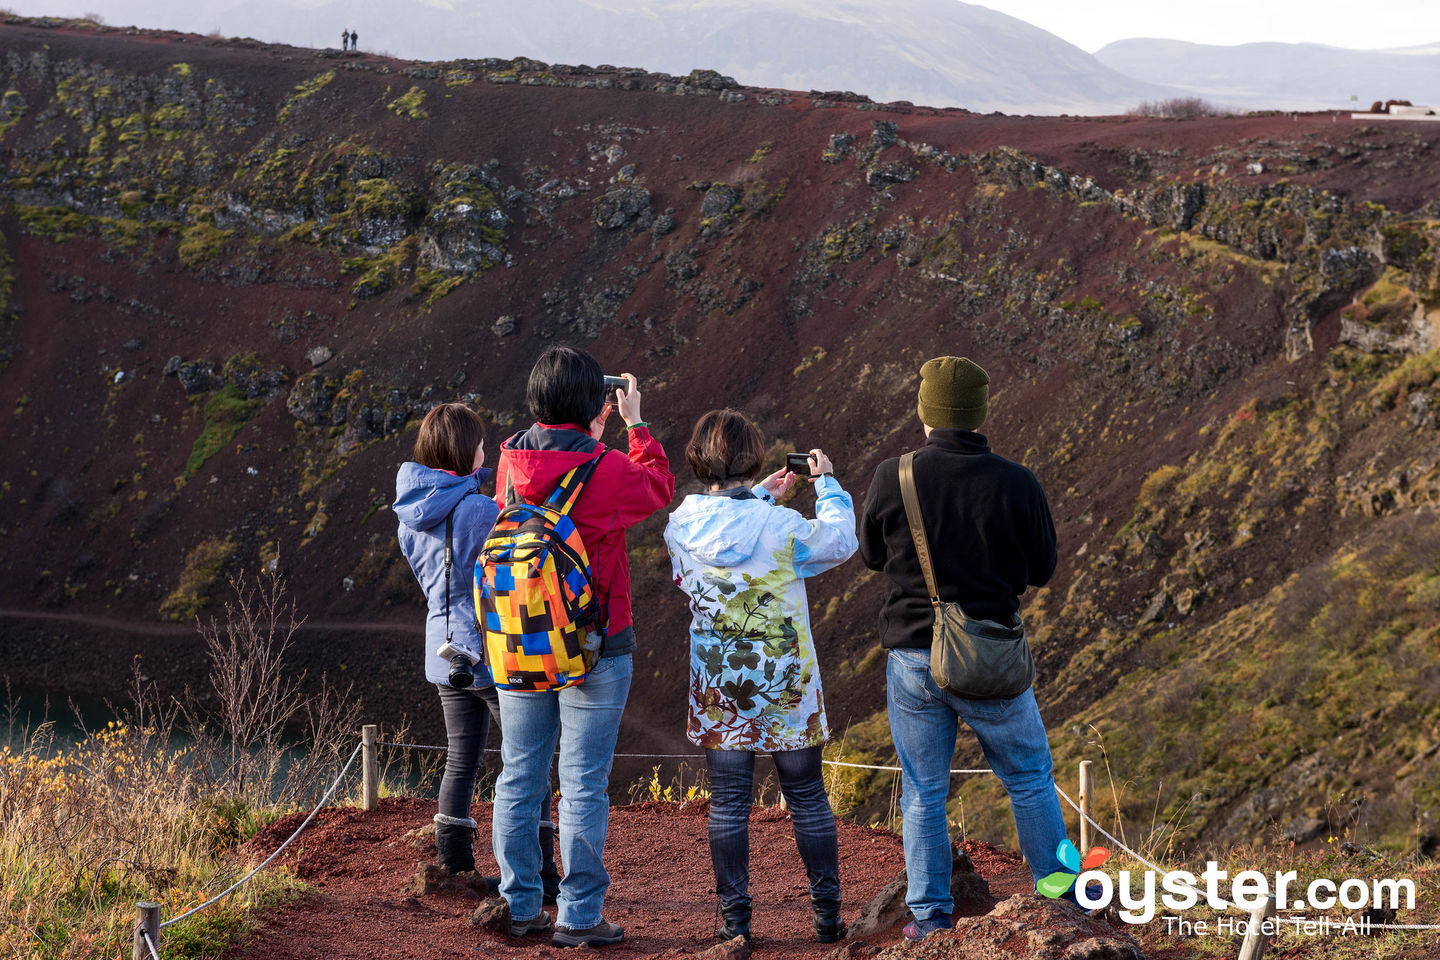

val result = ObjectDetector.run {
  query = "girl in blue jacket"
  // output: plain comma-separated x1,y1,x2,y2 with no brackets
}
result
394,403,556,891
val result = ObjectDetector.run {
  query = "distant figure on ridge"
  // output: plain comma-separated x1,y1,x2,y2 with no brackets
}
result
350,29,359,51
859,357,1069,940
341,28,350,50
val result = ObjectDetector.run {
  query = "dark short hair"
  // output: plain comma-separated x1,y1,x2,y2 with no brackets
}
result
686,408,765,485
413,403,486,475
526,345,604,426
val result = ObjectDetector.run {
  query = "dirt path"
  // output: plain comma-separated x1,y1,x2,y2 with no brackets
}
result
0,609,423,636
231,798,1034,960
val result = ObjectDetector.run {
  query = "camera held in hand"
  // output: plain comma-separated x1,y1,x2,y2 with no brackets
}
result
603,375,628,404
786,452,814,474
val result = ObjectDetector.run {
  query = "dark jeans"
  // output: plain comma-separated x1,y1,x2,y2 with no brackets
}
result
436,683,502,821
705,746,840,909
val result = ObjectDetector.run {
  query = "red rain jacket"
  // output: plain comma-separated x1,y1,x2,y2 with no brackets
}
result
495,423,674,641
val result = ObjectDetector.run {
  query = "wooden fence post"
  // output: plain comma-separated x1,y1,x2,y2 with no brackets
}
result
132,902,160,960
362,724,378,812
1078,760,1094,853
1236,897,1277,960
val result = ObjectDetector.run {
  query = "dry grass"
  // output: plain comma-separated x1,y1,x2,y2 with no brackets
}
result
1,571,363,959
0,707,299,959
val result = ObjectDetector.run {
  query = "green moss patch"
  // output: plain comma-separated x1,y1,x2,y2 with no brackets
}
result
342,235,418,298
14,205,150,248
183,385,260,479
1368,346,1440,410
158,535,237,620
411,267,465,306
178,221,232,266
15,204,90,241
278,71,335,123
386,86,428,120
0,89,27,137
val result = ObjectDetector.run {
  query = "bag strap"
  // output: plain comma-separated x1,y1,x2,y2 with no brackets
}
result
443,491,477,643
546,449,606,516
897,452,941,608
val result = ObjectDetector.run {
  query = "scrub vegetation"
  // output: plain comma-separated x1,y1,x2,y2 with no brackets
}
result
2,574,362,960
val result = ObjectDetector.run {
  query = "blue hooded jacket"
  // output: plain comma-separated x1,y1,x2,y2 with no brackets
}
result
394,462,500,686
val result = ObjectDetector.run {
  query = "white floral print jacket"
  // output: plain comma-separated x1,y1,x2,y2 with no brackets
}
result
663,478,858,751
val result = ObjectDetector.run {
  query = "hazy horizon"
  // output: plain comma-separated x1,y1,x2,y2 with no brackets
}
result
3,0,1436,56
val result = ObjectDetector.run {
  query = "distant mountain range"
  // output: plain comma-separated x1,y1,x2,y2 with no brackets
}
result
24,0,1176,114
13,0,1440,113
1096,38,1440,111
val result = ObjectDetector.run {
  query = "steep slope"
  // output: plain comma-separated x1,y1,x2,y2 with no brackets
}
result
2,18,1440,855
10,0,1174,113
1096,37,1440,111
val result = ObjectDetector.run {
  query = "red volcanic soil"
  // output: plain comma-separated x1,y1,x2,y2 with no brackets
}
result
231,798,1033,959
4,20,1440,859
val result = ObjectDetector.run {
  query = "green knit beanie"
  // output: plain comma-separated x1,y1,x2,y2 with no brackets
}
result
917,356,989,430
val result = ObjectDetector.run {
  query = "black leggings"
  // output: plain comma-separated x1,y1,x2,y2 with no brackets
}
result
436,683,502,821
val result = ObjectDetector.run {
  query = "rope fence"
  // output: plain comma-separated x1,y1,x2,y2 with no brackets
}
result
130,743,361,959
130,727,1438,959
376,738,993,772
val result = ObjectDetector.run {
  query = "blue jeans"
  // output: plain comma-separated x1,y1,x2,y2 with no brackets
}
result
886,647,1067,921
492,654,632,928
706,746,840,909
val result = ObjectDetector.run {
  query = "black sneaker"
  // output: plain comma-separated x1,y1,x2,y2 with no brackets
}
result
448,654,474,689
552,920,624,947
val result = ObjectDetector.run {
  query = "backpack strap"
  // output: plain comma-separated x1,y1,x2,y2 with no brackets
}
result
505,470,521,510
546,449,606,515
443,491,478,644
897,452,941,609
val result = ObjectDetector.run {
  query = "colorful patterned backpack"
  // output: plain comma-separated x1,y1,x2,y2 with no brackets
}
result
475,451,605,691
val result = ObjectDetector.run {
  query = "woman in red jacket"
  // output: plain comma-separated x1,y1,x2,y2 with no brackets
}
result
489,346,674,947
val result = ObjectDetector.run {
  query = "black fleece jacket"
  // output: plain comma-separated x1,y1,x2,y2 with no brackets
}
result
859,429,1057,650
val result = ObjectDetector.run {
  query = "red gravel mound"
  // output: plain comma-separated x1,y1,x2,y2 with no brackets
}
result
232,797,1033,959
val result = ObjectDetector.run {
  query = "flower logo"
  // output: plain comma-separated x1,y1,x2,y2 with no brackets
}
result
1038,839,1110,898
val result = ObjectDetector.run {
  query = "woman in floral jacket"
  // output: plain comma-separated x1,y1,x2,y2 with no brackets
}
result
664,409,858,946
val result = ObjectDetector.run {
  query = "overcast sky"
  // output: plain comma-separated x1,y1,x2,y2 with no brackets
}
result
7,0,1439,53
977,0,1440,52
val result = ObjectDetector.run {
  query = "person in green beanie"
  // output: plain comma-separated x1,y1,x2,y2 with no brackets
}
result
915,356,989,430
858,356,1069,939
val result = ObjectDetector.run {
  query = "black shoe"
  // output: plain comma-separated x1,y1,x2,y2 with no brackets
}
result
552,920,623,947
448,654,474,689
813,898,846,943
717,900,751,943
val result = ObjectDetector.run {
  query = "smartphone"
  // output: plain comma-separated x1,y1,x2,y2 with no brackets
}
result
785,452,812,474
